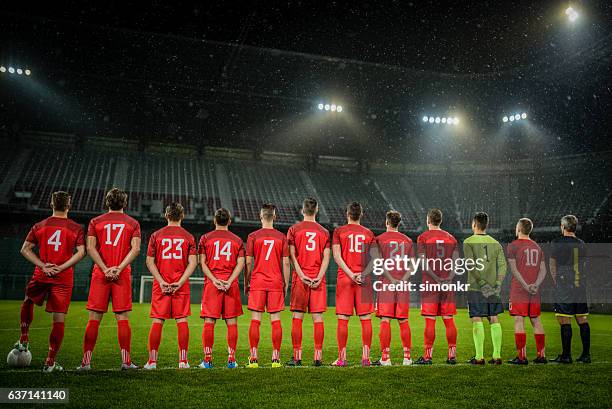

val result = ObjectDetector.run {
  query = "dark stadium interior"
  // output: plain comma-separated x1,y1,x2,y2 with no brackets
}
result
0,2,611,303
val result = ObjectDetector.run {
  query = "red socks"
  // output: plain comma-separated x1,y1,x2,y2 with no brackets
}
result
45,322,64,366
379,321,391,361
399,320,411,359
117,320,131,365
291,318,303,361
203,322,215,362
147,322,163,364
271,320,282,361
337,319,348,360
515,332,527,360
443,317,457,359
177,321,189,363
249,319,261,360
82,319,100,366
424,318,436,360
314,321,324,361
227,323,238,362
361,319,372,360
20,300,34,343
535,333,546,358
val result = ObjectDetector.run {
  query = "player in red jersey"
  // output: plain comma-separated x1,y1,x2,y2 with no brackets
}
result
245,203,290,368
370,211,415,366
17,191,85,372
507,218,547,365
415,208,459,365
199,208,245,369
144,203,197,370
78,188,141,370
332,202,376,367
286,198,331,367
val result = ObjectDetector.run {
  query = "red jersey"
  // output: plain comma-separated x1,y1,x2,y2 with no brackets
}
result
87,212,141,275
246,228,289,292
375,231,414,279
25,216,85,284
199,230,245,280
287,220,330,279
507,238,543,291
417,229,457,282
147,225,197,293
332,224,375,281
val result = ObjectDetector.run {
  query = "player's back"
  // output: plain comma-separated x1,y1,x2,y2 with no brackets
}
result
247,227,288,291
417,229,457,281
464,234,505,288
200,229,244,280
148,225,196,286
376,231,414,279
551,236,586,287
27,216,84,280
88,212,141,272
508,238,542,287
287,220,330,278
332,224,375,279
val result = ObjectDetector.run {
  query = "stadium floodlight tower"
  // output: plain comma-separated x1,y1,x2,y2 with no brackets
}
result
422,115,459,126
565,6,579,22
502,112,527,123
0,65,32,76
317,101,343,113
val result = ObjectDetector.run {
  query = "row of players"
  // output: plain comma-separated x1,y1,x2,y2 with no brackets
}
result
15,188,591,371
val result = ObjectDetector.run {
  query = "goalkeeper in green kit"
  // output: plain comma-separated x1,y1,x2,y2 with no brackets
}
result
463,212,507,365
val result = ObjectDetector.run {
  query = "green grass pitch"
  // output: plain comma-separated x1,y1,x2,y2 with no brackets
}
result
0,301,610,408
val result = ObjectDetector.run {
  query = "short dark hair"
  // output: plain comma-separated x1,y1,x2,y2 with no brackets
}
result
517,218,533,235
473,212,489,231
302,197,318,216
386,210,402,228
214,208,231,226
51,191,71,212
104,187,128,211
561,215,578,233
427,208,442,226
165,202,184,222
347,201,363,221
261,203,276,222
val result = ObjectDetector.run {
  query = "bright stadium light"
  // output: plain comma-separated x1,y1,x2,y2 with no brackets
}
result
8,67,15,74
318,101,343,113
423,114,459,126
16,68,23,75
330,104,337,111
0,66,5,73
324,104,330,111
509,115,515,122
565,6,579,22
521,112,527,119
435,117,441,124
422,116,428,122
428,117,434,123
453,117,460,125
337,105,343,112
25,69,31,76
503,116,509,123
441,117,447,124
318,103,324,110
502,110,528,124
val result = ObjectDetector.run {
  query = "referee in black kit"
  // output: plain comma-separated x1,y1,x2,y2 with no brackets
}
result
549,215,591,364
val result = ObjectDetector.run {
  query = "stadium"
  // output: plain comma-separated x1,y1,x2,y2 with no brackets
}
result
0,2,611,408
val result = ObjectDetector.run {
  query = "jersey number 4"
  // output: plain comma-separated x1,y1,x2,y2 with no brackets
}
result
47,230,62,251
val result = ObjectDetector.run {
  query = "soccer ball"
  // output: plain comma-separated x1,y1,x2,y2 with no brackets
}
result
7,348,32,368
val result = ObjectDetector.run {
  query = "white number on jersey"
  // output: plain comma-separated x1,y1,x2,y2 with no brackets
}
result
161,238,184,260
435,239,445,258
263,239,275,260
104,223,125,246
305,232,317,252
213,240,232,261
523,248,539,267
348,234,366,253
388,241,406,258
47,230,62,252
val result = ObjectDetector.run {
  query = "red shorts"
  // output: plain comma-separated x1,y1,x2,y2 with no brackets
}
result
376,290,410,319
86,272,132,313
201,282,243,319
335,279,374,316
151,290,191,320
290,278,327,313
25,277,72,314
421,291,456,316
509,291,541,317
248,289,285,313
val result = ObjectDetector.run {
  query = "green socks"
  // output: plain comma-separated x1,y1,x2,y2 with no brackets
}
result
472,321,485,360
491,322,503,359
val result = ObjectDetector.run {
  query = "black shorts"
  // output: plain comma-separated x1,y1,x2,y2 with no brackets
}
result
468,291,504,318
554,303,589,317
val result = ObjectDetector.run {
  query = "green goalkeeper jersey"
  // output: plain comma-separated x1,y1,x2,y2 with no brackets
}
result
463,234,507,291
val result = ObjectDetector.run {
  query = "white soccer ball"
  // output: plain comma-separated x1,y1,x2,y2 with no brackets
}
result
7,348,32,368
